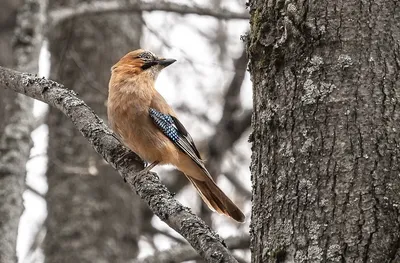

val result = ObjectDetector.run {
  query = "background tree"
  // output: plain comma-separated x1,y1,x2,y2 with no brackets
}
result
43,0,143,262
0,2,25,261
248,0,400,262
0,0,252,263
0,0,46,262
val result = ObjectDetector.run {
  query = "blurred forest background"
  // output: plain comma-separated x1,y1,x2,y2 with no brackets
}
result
3,0,399,262
0,0,251,262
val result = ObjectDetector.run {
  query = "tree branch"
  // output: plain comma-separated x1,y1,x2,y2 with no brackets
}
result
205,49,250,185
49,1,249,27
0,66,239,263
26,185,45,199
223,171,251,199
132,235,250,263
200,48,250,223
209,49,250,155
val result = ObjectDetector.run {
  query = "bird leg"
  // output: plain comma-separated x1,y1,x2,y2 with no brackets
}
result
124,161,160,183
144,161,159,172
135,161,159,177
111,132,123,143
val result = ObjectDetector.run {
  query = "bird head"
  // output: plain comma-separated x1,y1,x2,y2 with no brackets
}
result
111,49,176,80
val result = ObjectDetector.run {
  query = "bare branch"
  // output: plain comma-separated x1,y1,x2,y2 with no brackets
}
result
49,1,249,27
209,49,249,158
26,185,45,199
132,235,250,263
175,104,213,124
206,49,251,177
31,111,47,131
0,66,239,263
201,49,250,222
223,171,251,198
150,228,186,244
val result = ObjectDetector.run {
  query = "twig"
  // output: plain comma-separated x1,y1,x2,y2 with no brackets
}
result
175,104,213,124
0,66,239,263
26,185,45,199
152,228,186,245
205,49,250,183
31,111,48,131
223,172,251,199
201,48,250,223
208,49,249,161
49,1,249,27
132,235,250,263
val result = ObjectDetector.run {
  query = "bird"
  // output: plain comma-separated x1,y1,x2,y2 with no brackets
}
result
107,49,245,223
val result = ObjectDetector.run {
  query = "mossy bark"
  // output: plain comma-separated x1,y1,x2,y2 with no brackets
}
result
248,0,400,262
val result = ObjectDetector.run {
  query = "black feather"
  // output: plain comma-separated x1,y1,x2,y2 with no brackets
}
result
149,108,208,173
141,61,158,70
170,116,201,159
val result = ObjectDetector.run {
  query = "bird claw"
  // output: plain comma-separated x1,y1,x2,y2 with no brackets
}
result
135,169,149,178
135,161,159,178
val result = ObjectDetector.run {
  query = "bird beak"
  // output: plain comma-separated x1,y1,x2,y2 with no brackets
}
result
157,58,176,67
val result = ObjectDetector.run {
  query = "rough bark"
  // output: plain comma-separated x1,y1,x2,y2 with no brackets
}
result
248,0,400,262
43,0,143,262
0,65,240,263
0,0,46,262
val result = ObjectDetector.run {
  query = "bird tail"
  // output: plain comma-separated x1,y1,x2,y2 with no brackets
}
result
185,174,246,223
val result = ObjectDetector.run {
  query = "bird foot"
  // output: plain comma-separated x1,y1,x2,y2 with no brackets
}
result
128,161,159,182
135,169,150,178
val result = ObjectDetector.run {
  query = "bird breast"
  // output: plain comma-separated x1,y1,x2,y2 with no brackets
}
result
108,86,178,164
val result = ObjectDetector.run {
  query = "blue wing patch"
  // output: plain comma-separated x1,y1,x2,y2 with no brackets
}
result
149,108,179,142
149,108,209,177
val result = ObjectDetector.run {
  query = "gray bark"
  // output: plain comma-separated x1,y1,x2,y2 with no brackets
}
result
0,0,46,262
43,0,143,262
248,0,400,262
0,65,240,263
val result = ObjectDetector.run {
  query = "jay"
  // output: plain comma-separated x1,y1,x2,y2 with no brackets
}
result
108,49,245,222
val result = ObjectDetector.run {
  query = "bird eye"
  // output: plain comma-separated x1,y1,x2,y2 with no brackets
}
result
138,52,154,61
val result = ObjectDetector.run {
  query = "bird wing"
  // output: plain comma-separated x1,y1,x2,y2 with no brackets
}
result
149,108,209,174
149,108,245,222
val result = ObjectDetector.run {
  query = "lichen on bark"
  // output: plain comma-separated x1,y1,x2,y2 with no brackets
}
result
248,0,400,262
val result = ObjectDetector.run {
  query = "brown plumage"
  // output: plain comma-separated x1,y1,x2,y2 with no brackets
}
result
108,49,245,222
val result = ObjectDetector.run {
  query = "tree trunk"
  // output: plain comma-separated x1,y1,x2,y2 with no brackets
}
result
43,2,143,262
0,4,21,253
248,0,400,262
0,0,44,261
